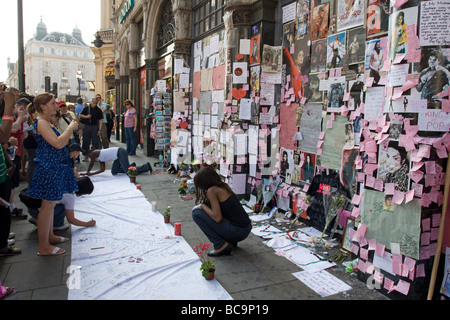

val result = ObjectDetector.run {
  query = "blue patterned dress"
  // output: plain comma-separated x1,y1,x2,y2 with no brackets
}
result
28,119,78,201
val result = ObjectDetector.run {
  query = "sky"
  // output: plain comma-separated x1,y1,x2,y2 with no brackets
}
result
1,0,101,83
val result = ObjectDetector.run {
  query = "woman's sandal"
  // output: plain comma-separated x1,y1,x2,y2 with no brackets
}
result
37,247,65,256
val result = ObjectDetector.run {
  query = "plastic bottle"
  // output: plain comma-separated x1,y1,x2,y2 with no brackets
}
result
159,153,164,167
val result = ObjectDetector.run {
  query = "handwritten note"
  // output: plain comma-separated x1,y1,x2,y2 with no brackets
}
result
420,0,450,46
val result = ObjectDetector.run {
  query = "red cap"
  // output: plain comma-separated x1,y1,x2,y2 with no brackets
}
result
57,100,67,107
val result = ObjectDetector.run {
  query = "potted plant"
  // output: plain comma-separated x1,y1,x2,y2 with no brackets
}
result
128,166,138,183
193,242,216,280
163,206,171,223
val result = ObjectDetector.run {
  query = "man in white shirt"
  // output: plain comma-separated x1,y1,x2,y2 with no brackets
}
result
82,147,152,177
27,177,96,230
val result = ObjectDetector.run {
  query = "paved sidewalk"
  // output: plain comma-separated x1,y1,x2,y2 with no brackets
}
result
0,139,388,300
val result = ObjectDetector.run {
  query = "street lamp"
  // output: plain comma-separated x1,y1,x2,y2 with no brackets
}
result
92,31,105,49
76,70,82,97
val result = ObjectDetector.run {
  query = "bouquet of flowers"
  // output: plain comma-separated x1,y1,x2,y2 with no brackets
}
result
193,242,215,278
127,166,138,177
319,189,348,242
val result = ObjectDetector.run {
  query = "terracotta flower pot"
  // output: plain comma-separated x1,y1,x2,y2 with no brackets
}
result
164,216,170,223
204,270,215,280
129,176,136,183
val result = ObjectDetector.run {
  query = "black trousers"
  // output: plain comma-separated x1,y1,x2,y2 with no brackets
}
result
82,124,101,155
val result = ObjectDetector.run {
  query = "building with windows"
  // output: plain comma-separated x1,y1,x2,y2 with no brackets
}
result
96,0,450,300
11,19,96,102
91,0,116,109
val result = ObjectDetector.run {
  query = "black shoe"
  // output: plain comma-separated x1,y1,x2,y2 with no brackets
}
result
231,241,238,248
207,242,233,257
147,162,153,174
130,162,136,167
11,208,27,220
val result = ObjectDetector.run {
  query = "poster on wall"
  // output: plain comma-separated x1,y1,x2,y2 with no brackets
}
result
261,45,283,73
388,6,419,62
280,103,299,150
250,35,261,65
280,147,295,177
414,47,450,110
366,0,389,37
300,152,316,183
311,39,328,73
364,37,388,86
336,0,365,31
318,114,348,171
362,189,421,260
347,27,366,65
311,2,329,41
296,0,310,40
327,32,347,70
298,103,322,154
377,141,410,192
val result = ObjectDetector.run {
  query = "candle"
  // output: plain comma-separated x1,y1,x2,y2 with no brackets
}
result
174,222,181,236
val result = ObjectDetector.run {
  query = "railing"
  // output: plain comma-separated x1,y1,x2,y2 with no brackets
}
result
97,29,114,43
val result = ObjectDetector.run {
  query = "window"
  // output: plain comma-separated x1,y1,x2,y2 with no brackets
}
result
192,0,225,39
157,1,175,49
39,47,44,54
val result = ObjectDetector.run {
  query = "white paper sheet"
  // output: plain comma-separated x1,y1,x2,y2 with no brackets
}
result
292,270,352,297
68,173,232,300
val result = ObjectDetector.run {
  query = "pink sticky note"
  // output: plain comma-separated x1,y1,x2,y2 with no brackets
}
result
351,206,360,217
405,190,414,203
351,194,361,205
343,92,350,102
384,278,395,293
394,53,406,64
384,183,395,195
416,264,426,278
393,190,404,204
375,243,385,256
393,0,409,8
326,120,333,129
395,280,410,296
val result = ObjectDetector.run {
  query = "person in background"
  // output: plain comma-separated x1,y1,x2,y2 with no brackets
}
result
79,97,103,161
56,100,78,145
27,93,79,256
104,104,115,142
96,94,109,149
24,101,38,185
192,167,251,257
81,147,152,177
28,176,96,230
74,97,84,142
7,97,30,220
123,99,137,155
0,87,22,260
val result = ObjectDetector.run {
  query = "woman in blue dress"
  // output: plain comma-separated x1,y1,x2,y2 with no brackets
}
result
28,93,79,256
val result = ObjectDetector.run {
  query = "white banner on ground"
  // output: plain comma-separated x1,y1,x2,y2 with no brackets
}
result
68,173,232,300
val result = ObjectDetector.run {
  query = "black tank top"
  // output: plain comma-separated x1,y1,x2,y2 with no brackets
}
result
219,195,251,227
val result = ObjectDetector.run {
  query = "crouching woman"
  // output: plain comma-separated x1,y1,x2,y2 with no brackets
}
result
192,167,251,257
